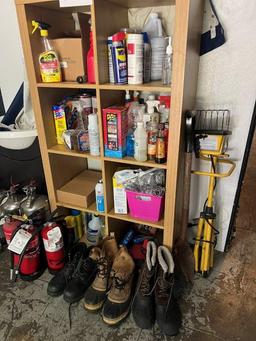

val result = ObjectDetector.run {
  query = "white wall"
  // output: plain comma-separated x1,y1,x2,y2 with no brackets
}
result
190,0,256,251
0,0,23,110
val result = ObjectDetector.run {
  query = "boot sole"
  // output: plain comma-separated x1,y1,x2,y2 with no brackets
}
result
84,301,104,312
102,308,130,326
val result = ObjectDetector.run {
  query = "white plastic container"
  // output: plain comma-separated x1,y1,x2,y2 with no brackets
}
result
143,13,163,40
151,37,168,81
88,114,100,156
134,121,147,162
127,34,144,85
162,37,173,85
95,179,105,213
87,215,102,244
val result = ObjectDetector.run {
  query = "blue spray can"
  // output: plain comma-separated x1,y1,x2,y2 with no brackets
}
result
112,32,128,85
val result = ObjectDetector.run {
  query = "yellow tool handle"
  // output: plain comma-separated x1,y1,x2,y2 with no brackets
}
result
192,158,235,178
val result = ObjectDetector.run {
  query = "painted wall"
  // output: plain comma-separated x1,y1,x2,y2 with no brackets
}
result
0,0,23,110
1,0,256,251
190,0,256,251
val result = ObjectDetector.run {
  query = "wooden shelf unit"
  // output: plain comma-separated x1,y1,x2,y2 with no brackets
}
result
15,0,203,247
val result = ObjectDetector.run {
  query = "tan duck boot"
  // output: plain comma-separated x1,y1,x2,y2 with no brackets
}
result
84,236,118,311
102,246,135,325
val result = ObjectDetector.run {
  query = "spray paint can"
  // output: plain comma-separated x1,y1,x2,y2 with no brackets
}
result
107,36,115,83
95,179,105,213
112,32,128,85
127,33,144,85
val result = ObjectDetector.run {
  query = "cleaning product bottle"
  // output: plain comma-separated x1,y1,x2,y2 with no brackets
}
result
143,32,151,83
88,113,100,156
146,95,160,125
95,180,105,213
143,13,163,40
134,121,147,161
87,22,96,84
162,37,173,85
155,130,167,164
147,122,158,161
87,214,103,244
32,20,61,83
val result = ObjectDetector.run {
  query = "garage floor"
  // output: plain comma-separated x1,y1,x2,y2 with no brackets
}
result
1,141,256,341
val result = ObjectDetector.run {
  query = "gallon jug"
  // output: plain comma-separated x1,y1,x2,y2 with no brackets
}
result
143,13,163,40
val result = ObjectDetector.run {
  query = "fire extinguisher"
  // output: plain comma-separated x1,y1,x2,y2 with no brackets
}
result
41,222,65,273
2,217,22,245
13,224,41,276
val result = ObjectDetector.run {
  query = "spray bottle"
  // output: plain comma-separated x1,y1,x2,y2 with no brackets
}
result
32,20,62,83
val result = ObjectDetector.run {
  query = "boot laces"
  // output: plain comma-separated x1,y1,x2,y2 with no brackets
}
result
97,257,109,279
140,266,155,295
111,270,130,290
73,257,92,279
156,274,175,316
63,252,81,282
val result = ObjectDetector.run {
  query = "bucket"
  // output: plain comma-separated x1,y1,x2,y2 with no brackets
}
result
126,190,164,222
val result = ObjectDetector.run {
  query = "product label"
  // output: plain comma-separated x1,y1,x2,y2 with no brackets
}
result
43,226,63,253
8,229,32,255
112,46,127,84
53,107,67,144
96,195,105,212
136,195,151,202
156,140,166,158
40,51,61,82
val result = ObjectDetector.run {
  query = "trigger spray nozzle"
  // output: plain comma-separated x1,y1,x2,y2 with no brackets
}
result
32,20,51,36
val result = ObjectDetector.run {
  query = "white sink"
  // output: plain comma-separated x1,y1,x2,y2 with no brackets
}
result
0,130,38,150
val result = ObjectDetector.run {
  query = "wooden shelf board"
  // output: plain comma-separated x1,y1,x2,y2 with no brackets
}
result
56,201,105,216
99,82,171,93
37,82,96,89
107,209,164,229
48,144,102,160
104,156,167,169
108,0,174,9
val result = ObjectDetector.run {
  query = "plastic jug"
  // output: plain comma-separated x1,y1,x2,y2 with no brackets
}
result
143,13,163,40
87,215,102,244
134,122,147,162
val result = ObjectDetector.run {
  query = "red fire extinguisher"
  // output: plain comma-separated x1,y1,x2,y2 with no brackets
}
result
41,222,65,273
3,219,41,277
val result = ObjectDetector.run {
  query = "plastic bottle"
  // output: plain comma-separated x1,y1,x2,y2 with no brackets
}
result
87,215,102,244
108,36,115,83
151,37,168,81
31,20,61,83
126,132,135,157
155,130,167,164
146,96,160,125
162,37,173,85
147,123,158,160
87,27,96,84
127,33,144,85
95,179,105,213
125,90,132,108
143,13,163,40
88,114,100,156
134,122,147,162
112,32,128,84
143,32,151,83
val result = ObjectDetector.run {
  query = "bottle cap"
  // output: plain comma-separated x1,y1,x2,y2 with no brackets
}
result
112,32,126,42
71,209,81,216
99,179,103,184
125,90,131,101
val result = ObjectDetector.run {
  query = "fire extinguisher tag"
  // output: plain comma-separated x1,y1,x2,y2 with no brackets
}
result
8,229,32,255
44,226,63,252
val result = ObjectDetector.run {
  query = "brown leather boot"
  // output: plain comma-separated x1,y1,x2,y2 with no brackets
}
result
102,246,135,325
84,236,118,311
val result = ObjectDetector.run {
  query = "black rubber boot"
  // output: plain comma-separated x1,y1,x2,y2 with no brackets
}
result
155,246,182,336
47,243,87,297
132,241,157,329
63,251,97,304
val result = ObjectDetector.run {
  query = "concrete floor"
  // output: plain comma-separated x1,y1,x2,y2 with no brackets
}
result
1,140,256,341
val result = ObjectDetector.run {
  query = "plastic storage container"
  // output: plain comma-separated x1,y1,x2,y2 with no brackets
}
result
126,190,165,222
143,13,163,40
151,37,168,81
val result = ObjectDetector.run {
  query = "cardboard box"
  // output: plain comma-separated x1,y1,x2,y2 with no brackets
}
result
51,38,84,82
103,106,128,158
57,170,101,208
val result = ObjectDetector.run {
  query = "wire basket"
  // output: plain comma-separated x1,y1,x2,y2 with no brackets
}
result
194,110,231,135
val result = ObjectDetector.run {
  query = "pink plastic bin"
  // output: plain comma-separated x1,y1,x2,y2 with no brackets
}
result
126,190,165,222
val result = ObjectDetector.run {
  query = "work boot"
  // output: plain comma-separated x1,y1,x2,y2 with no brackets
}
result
132,241,157,329
47,243,87,297
155,246,182,336
63,247,97,304
102,246,135,325
84,236,118,311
